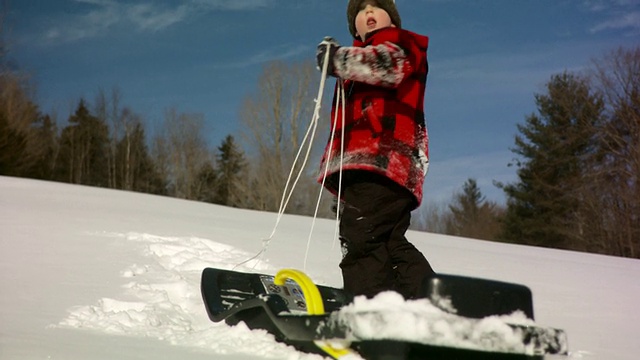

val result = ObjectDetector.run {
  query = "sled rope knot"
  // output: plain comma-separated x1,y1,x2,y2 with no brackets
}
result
275,269,363,360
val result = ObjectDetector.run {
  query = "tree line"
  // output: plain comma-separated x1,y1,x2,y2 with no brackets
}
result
1,17,637,259
0,65,329,216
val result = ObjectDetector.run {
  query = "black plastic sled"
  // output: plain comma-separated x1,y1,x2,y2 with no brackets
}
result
201,267,568,360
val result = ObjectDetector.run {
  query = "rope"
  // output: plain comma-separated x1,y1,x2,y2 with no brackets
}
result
304,81,346,270
332,83,347,255
234,44,334,270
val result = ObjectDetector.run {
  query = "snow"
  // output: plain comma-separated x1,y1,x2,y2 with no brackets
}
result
1,175,639,359
330,292,540,355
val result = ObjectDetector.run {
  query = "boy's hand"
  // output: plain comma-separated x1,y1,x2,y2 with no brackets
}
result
316,37,340,76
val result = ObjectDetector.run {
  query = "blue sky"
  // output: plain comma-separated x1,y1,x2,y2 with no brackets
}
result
7,0,640,206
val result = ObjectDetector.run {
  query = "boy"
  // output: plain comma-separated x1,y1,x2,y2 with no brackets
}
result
316,0,435,300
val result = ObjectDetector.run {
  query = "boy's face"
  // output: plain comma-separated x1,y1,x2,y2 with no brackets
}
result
354,0,395,39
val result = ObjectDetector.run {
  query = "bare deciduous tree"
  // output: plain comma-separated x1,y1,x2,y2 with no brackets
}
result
95,87,125,189
0,0,6,70
154,107,211,200
583,47,640,257
412,201,448,234
0,73,40,175
239,60,331,216
0,3,42,176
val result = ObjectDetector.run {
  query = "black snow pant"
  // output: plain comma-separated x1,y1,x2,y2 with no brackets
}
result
337,171,435,300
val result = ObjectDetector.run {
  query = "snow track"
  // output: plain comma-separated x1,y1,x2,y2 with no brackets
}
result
56,232,323,359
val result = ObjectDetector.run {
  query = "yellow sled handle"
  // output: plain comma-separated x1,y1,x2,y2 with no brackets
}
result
274,269,325,314
274,269,362,360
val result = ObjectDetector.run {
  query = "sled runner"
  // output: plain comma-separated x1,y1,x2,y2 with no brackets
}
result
201,267,568,360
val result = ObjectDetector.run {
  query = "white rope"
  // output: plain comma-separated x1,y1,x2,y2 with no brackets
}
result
331,83,347,255
304,80,347,270
234,45,333,270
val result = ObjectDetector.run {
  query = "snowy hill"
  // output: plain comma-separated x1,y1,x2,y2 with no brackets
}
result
1,176,639,359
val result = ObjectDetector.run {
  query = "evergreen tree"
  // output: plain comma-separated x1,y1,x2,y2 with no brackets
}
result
215,135,247,207
57,99,110,186
500,72,604,249
0,110,28,175
194,161,218,204
28,114,59,180
446,178,502,240
447,179,484,234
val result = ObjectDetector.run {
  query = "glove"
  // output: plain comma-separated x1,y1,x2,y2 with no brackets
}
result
316,37,340,76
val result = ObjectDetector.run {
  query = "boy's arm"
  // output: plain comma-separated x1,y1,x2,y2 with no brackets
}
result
333,42,412,88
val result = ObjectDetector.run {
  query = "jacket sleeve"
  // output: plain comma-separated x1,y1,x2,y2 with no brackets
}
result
332,42,412,88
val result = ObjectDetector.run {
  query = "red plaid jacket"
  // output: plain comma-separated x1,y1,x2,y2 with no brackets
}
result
318,27,429,208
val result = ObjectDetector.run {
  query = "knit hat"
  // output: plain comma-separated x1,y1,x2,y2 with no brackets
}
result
347,0,402,39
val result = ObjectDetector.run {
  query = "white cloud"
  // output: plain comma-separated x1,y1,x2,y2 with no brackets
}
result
582,0,640,11
40,0,274,45
42,0,119,43
191,0,273,11
128,3,191,32
214,44,311,69
590,11,640,34
582,0,640,35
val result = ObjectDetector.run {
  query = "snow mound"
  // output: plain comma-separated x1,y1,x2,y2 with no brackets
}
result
334,291,538,355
